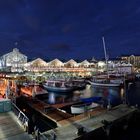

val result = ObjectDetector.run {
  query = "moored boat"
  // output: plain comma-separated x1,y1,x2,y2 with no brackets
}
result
71,80,86,90
89,37,123,88
43,80,74,93
20,85,47,97
88,80,121,87
71,102,99,114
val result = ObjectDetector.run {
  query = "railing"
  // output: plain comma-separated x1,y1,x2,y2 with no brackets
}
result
11,103,29,132
11,102,50,140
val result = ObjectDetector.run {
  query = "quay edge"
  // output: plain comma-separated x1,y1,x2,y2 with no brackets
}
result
41,104,138,140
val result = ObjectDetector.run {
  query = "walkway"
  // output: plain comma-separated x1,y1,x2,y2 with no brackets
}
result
42,104,137,140
0,112,32,140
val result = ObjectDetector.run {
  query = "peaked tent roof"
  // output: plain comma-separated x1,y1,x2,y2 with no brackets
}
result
27,58,48,67
80,60,90,65
48,58,63,65
65,59,77,65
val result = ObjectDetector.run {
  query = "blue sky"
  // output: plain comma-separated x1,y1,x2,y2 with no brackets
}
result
0,0,140,60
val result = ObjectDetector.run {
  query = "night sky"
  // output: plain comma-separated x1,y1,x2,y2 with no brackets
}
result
0,0,140,60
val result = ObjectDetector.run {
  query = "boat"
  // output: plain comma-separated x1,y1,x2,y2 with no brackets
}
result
71,79,86,90
20,85,48,97
90,37,122,87
88,80,121,87
43,80,74,93
71,102,99,114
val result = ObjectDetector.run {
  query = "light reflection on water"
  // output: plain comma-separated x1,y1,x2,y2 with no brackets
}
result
45,84,123,106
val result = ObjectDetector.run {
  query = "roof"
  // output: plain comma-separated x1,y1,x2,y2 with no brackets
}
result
65,59,77,65
48,58,63,65
121,54,140,57
26,58,48,67
2,48,27,58
80,60,90,65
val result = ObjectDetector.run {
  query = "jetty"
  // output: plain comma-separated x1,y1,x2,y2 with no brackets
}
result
0,112,31,140
41,104,137,140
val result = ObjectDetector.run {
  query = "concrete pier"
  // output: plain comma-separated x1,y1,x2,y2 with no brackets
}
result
42,104,137,140
0,112,32,140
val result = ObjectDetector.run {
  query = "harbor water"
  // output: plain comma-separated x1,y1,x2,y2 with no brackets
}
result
37,84,123,107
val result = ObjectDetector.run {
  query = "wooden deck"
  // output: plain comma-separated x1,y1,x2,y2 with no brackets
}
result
0,112,31,140
42,104,137,140
58,107,105,127
28,98,73,123
27,98,106,127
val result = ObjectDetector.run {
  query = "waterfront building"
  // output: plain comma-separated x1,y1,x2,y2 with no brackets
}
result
1,48,27,72
108,61,115,71
97,61,106,72
121,55,140,67
96,60,133,74
114,62,133,74
91,57,97,63
0,57,5,69
79,60,90,68
64,59,78,68
0,48,134,75
90,57,97,68
48,59,64,67
25,58,48,72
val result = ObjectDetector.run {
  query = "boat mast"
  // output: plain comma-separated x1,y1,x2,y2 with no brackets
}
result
102,36,109,79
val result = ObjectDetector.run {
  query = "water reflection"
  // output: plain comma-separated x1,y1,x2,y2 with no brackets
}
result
43,84,123,106
48,92,73,104
48,92,55,104
92,86,122,105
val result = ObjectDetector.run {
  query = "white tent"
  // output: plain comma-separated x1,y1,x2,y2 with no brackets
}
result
64,59,77,67
48,59,64,67
26,58,48,67
79,60,90,67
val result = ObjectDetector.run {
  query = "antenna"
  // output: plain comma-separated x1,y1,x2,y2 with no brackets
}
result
102,37,109,78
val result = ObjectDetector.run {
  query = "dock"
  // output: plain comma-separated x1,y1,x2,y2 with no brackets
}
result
0,112,31,140
27,98,73,123
42,104,137,140
27,97,105,127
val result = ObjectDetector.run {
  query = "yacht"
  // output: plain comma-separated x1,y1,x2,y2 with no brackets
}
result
90,37,123,88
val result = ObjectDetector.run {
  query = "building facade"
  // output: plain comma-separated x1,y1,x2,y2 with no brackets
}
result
1,48,27,72
121,55,140,67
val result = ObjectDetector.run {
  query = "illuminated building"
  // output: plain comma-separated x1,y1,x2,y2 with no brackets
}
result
64,59,78,68
121,55,140,67
1,48,27,72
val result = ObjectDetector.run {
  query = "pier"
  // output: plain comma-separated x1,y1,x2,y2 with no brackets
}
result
41,104,137,140
26,97,105,127
0,112,31,140
27,98,75,124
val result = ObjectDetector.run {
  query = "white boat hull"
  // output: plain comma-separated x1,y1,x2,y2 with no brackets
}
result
88,81,121,87
71,103,99,114
43,85,74,93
